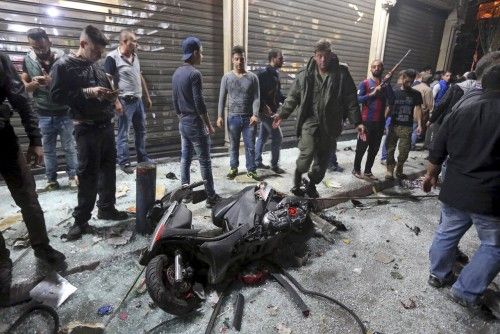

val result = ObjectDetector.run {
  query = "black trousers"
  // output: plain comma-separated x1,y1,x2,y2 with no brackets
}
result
353,121,385,173
0,123,49,262
72,122,117,225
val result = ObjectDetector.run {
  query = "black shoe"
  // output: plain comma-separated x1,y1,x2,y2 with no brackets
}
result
290,186,305,197
305,183,319,198
64,222,94,240
98,208,129,220
120,163,135,174
428,273,456,288
449,291,497,321
256,163,270,169
271,166,285,174
206,194,222,209
33,244,66,265
456,248,469,265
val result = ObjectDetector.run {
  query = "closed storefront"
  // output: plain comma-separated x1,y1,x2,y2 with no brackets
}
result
384,0,448,73
247,0,376,140
0,0,224,160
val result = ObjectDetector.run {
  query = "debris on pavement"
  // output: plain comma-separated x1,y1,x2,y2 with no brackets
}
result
232,293,244,331
399,178,423,190
342,238,351,245
115,184,129,198
208,291,220,306
275,323,292,334
267,305,279,316
323,179,342,188
353,268,363,274
30,272,77,308
319,213,347,231
106,230,134,247
374,252,395,264
0,213,23,231
135,279,147,295
156,184,166,200
12,236,30,249
390,271,404,280
405,224,421,236
165,172,178,180
97,305,113,316
119,311,128,321
126,206,136,214
400,298,417,309
351,199,364,208
310,212,336,234
60,322,105,334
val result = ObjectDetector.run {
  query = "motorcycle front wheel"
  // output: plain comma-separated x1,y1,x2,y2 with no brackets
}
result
145,254,201,315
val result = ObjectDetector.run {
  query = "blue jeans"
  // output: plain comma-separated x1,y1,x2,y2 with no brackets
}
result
255,117,283,168
228,115,256,172
380,116,391,161
38,115,78,181
411,122,419,149
116,98,149,166
429,203,500,303
179,119,216,198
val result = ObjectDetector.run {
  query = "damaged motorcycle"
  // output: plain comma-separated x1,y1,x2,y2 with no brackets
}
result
139,181,315,316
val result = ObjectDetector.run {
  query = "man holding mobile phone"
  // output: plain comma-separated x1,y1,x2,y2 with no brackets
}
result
50,25,128,240
21,28,78,191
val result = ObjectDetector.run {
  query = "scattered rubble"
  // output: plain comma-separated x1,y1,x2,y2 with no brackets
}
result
0,213,23,231
60,322,105,334
165,172,178,180
275,323,292,334
115,184,129,198
374,252,395,264
97,305,113,316
400,298,416,309
405,224,421,236
323,179,342,188
390,271,404,280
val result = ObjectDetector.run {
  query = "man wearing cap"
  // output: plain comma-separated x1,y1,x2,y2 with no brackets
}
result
104,29,153,174
172,37,221,208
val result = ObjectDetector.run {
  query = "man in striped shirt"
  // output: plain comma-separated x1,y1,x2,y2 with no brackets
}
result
353,60,394,180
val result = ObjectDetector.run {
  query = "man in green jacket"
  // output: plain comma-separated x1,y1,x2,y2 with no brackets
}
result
273,39,364,197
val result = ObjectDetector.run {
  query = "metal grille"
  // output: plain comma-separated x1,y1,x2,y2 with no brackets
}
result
0,0,224,160
247,0,376,139
384,0,448,73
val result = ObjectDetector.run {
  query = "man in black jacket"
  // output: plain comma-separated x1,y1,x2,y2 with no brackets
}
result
255,49,285,174
0,51,65,305
423,63,500,319
50,25,128,240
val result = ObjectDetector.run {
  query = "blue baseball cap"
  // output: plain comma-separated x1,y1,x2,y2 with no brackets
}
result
181,36,201,61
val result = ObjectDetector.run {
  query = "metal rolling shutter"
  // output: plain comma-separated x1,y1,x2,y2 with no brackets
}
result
247,0,375,140
0,0,223,161
384,0,448,73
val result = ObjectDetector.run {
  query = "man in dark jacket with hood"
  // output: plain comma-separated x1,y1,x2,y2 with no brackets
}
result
50,25,128,240
272,39,364,197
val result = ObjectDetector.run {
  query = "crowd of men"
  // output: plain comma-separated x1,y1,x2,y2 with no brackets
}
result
0,24,498,318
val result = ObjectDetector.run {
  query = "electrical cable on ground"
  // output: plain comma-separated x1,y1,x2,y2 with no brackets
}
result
6,304,60,334
278,266,367,334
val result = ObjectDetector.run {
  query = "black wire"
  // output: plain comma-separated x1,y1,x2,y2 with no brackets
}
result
279,267,367,334
6,304,60,334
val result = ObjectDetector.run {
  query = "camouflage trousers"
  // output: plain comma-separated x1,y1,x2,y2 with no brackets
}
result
386,125,413,167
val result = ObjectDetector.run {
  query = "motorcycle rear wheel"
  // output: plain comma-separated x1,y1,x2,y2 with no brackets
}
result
145,254,200,315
